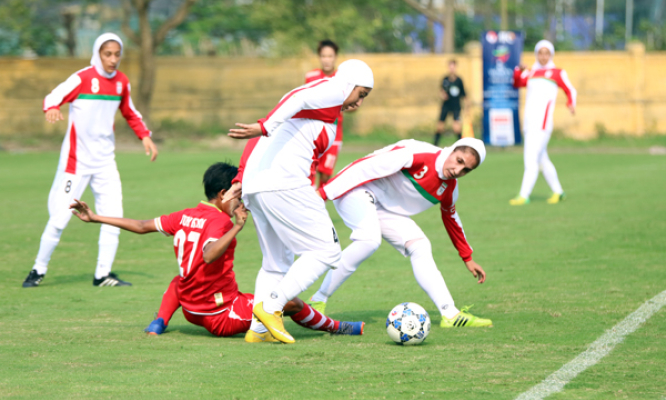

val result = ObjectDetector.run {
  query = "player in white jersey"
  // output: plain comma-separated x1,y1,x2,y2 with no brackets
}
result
510,40,576,206
226,59,374,343
23,33,158,288
308,138,493,328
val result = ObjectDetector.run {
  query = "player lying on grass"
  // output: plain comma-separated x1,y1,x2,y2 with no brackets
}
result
69,162,363,341
309,138,493,328
23,32,158,288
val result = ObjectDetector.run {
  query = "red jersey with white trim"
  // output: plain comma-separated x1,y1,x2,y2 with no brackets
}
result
154,201,239,315
320,139,474,261
242,79,342,194
513,67,576,133
43,66,150,174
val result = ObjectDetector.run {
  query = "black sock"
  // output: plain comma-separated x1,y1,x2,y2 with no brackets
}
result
434,132,441,146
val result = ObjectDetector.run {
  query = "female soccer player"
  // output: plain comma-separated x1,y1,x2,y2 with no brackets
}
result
309,138,493,328
509,40,576,206
226,59,374,343
23,33,158,288
304,39,344,187
69,162,363,340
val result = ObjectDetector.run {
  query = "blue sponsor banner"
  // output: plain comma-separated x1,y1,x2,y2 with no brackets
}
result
482,30,524,146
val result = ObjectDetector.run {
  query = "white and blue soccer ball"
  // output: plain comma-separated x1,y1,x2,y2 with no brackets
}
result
386,302,431,345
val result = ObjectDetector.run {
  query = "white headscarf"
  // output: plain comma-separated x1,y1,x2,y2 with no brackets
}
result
532,39,556,70
452,137,486,166
91,33,123,79
333,59,374,99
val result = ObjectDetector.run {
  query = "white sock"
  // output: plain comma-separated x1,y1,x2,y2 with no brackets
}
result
263,253,330,314
33,222,64,275
312,239,380,302
406,239,459,319
540,153,563,194
94,225,120,279
250,269,284,333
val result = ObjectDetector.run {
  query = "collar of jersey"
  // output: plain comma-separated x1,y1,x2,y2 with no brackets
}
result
200,201,222,212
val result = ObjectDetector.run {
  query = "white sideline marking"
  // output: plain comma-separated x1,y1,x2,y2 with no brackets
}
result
516,289,666,400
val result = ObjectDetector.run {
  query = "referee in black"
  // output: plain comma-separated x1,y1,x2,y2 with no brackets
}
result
434,59,468,145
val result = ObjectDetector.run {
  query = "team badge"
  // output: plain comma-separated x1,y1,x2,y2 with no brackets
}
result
436,182,448,196
545,70,553,78
116,81,122,94
91,78,99,93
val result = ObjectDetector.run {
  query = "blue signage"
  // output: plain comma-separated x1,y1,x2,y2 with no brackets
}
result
482,30,524,146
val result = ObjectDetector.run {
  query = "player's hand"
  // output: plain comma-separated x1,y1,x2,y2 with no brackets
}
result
223,182,242,203
142,137,158,162
519,64,527,70
568,104,576,115
228,123,262,139
465,260,486,284
70,199,96,222
45,108,64,124
233,203,248,228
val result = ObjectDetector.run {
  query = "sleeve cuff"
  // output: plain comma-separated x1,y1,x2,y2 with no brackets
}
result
257,118,268,137
317,186,328,201
44,106,59,113
462,255,473,262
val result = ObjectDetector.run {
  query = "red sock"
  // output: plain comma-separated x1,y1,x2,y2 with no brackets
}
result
290,303,340,333
156,276,181,325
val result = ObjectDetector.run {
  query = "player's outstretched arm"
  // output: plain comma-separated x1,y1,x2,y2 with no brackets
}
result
70,199,157,234
228,123,262,139
202,204,248,263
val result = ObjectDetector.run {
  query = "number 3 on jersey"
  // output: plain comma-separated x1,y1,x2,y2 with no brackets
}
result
174,229,200,277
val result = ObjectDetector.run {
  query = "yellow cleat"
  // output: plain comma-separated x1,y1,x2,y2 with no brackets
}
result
244,329,280,343
509,196,530,206
307,297,327,315
546,192,566,204
440,306,493,328
252,301,295,344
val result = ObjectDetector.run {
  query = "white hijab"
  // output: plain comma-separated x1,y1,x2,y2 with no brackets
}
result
532,39,556,70
332,59,374,99
452,137,487,166
91,33,123,79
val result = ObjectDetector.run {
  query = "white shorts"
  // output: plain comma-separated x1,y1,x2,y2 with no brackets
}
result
333,187,427,256
47,165,123,230
243,186,341,274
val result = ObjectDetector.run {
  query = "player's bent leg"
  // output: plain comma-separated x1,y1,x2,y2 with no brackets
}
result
26,172,89,287
405,238,459,319
146,276,181,335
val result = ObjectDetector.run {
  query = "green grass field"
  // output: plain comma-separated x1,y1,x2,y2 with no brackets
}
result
1,146,665,399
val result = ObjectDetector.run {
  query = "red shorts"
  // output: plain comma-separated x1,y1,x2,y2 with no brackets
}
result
317,142,341,175
182,292,254,337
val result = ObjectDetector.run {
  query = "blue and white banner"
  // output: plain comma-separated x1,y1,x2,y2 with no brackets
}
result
482,30,524,146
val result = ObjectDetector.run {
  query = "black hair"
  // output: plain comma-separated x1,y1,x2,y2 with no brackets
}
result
454,146,480,168
203,162,238,200
318,39,339,55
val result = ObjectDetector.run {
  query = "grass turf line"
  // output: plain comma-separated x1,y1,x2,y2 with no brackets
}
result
0,149,665,399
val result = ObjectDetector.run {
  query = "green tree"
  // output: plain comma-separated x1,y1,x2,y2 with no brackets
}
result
0,0,60,56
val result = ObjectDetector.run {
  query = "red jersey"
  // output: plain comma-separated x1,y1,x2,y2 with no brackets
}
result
154,201,238,315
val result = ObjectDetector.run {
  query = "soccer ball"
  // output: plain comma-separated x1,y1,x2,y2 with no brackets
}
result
386,302,431,345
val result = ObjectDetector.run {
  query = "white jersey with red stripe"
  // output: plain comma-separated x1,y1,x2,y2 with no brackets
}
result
320,139,474,261
513,67,576,134
241,78,342,194
44,66,150,175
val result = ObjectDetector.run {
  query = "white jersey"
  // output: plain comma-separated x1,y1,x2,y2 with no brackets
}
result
320,139,474,262
241,79,343,194
44,66,150,175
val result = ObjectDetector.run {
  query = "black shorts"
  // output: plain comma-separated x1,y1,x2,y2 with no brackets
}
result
439,104,461,122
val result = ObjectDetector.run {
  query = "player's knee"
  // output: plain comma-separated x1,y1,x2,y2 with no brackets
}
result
405,238,432,259
308,245,341,269
100,224,121,237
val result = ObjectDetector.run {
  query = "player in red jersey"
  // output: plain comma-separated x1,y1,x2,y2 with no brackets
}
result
69,162,364,341
305,40,344,187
